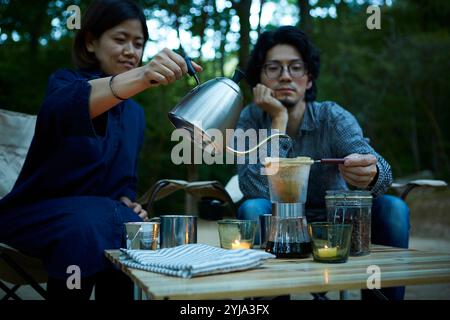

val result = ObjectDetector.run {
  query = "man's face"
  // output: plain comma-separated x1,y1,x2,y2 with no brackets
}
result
260,44,312,108
86,19,144,76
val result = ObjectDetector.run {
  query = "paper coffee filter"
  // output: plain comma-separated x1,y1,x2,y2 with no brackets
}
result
264,156,314,167
264,157,313,203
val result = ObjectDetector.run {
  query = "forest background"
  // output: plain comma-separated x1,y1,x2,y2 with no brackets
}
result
1,0,449,214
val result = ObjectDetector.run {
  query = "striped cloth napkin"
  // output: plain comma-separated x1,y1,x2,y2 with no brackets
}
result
119,243,275,278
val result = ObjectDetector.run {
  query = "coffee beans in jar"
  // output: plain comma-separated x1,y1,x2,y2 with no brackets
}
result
325,190,372,256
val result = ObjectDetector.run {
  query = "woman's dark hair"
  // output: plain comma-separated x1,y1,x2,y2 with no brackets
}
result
245,26,320,102
72,0,149,70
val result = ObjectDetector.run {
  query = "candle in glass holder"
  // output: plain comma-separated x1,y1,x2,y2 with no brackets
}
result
309,222,352,263
317,246,338,258
231,240,252,249
218,220,257,249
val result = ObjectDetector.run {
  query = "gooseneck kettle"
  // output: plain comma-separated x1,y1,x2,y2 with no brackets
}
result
168,58,288,156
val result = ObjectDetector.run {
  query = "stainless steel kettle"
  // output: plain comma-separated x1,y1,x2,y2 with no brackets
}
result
168,69,245,155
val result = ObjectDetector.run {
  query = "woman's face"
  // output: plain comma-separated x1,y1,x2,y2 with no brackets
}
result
86,19,145,75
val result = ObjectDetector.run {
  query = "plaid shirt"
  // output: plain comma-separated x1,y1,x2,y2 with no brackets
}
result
235,101,393,211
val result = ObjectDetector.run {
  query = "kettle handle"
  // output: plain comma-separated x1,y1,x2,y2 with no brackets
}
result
185,57,200,85
185,57,196,77
231,69,245,84
149,56,199,85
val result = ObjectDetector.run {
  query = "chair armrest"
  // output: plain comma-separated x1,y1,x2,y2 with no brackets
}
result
224,175,244,204
391,179,448,200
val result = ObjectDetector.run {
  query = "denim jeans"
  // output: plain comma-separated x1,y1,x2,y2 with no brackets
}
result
237,195,410,300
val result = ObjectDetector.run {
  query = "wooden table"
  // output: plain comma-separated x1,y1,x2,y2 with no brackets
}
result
105,246,450,300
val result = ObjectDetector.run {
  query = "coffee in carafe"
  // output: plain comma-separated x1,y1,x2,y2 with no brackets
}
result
265,216,311,258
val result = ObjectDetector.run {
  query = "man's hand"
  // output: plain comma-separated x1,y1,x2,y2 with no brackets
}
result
253,84,288,131
338,153,378,189
120,196,148,220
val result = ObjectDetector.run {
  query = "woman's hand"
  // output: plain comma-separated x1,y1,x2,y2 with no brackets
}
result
120,196,148,220
338,153,378,189
143,48,202,87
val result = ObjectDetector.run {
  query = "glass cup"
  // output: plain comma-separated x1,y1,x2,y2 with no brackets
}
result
125,222,160,250
139,222,160,250
125,222,142,250
217,219,257,249
259,214,273,249
308,222,352,263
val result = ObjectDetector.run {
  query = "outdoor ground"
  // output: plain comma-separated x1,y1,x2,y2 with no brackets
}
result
2,186,450,300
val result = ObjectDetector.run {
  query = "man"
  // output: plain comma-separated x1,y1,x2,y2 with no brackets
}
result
236,26,409,300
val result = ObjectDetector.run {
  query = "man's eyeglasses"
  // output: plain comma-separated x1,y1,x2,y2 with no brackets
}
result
263,61,306,79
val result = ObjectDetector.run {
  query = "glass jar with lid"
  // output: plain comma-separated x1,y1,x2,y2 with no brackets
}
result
325,190,372,256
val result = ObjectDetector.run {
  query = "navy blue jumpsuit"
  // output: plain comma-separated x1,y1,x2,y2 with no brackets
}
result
0,68,144,279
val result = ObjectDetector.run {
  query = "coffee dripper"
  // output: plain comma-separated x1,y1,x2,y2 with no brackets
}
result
264,157,313,258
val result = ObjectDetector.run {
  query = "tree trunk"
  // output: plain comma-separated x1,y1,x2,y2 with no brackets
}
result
185,162,199,214
29,3,47,62
220,35,226,77
170,4,182,50
257,0,265,36
419,99,450,175
405,86,421,171
410,110,421,171
219,12,230,77
198,1,211,60
234,0,252,70
298,0,313,36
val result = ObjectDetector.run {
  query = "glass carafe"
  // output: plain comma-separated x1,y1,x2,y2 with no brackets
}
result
265,216,312,259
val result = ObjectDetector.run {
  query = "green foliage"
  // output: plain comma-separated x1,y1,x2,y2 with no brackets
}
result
1,0,449,214
312,0,450,180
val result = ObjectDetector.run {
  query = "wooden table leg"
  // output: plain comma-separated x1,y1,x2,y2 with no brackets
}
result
134,284,142,300
339,290,349,300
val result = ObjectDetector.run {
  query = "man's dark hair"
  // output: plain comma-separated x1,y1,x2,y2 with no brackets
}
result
72,0,149,70
245,26,320,102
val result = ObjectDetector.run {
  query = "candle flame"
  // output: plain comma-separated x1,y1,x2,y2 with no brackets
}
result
231,239,251,249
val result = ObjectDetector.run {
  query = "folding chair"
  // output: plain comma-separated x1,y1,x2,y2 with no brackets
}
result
390,179,448,200
0,243,48,300
138,179,237,218
0,109,48,299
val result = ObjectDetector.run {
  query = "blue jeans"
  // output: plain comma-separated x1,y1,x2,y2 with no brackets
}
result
237,195,410,300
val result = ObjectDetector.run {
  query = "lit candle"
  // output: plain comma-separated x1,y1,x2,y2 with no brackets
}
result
231,240,251,249
317,246,338,258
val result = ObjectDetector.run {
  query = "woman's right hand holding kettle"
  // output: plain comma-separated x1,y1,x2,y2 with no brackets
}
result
143,48,202,87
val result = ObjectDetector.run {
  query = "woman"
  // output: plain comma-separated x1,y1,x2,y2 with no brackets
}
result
0,0,202,300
